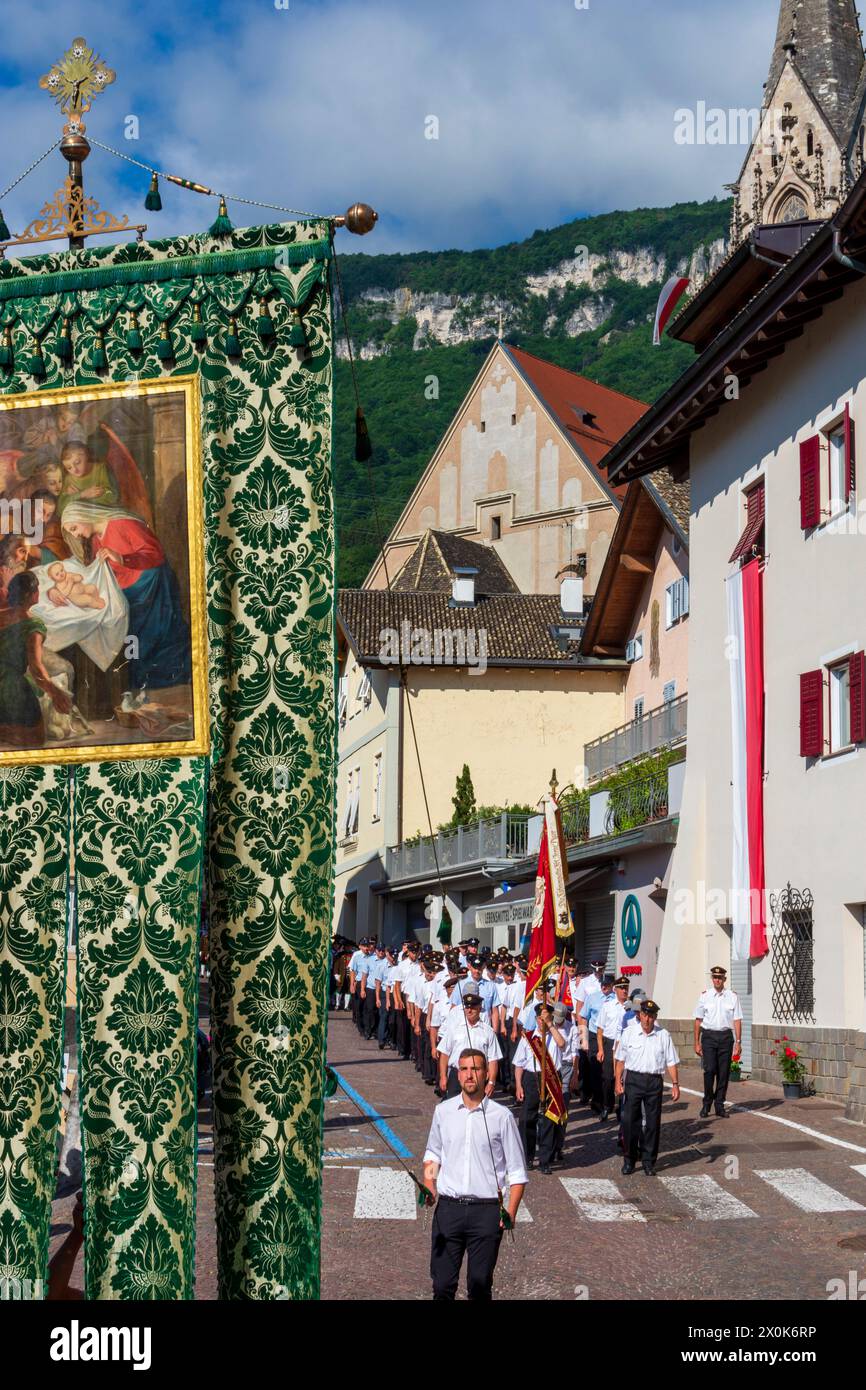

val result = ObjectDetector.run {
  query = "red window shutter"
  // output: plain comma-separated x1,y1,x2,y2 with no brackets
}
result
799,669,824,757
799,436,821,528
844,403,856,501
850,650,866,743
728,480,766,562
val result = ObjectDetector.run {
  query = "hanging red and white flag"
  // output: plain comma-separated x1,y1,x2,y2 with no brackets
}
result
653,274,690,345
726,558,768,960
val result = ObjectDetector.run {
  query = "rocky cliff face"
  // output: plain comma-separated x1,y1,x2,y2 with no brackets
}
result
337,237,729,359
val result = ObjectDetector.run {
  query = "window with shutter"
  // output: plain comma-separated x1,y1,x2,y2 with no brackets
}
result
799,670,824,757
849,651,866,744
681,576,689,617
730,480,765,562
845,403,856,502
799,436,821,528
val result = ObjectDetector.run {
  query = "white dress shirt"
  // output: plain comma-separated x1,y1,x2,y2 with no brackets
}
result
424,1096,528,1198
431,996,456,1031
512,1031,563,1073
694,988,743,1031
597,996,626,1041
614,1024,680,1075
436,1015,503,1067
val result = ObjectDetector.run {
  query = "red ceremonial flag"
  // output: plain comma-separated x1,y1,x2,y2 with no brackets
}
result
653,274,690,345
726,558,768,960
526,1031,566,1125
525,815,558,997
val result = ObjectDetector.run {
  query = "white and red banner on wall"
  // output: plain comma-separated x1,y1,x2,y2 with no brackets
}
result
726,558,768,961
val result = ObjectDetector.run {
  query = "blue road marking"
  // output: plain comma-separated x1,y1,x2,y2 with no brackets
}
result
329,1067,413,1159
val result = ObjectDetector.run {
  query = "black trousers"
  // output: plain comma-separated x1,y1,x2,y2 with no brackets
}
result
552,1076,569,1158
498,1032,513,1089
701,1028,734,1110
622,1071,663,1164
396,1008,411,1059
578,1047,592,1101
444,1066,461,1099
601,1036,616,1112
421,1018,436,1083
587,1049,603,1107
430,1197,503,1300
361,991,378,1039
519,1071,556,1167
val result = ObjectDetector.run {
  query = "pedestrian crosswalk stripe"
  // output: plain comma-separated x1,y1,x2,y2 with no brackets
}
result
755,1167,866,1214
354,1168,418,1220
560,1177,647,1222
660,1175,757,1221
852,1164,866,1181
504,1186,532,1223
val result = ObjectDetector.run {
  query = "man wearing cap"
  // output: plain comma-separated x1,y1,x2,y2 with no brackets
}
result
614,1000,680,1176
574,959,606,1103
423,1048,527,1301
496,963,520,1092
348,939,370,1034
430,975,461,1092
513,1002,566,1174
364,942,389,1044
437,994,502,1099
383,947,400,1049
414,956,439,1084
694,967,743,1118
595,976,630,1122
457,956,499,1022
580,972,614,1112
394,942,422,1060
552,999,576,1163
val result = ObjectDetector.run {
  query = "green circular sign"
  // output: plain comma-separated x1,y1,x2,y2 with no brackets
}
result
621,894,642,959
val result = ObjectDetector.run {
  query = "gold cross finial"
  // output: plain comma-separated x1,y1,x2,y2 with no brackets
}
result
39,38,116,121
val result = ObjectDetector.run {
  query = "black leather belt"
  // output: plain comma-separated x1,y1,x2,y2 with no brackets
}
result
438,1194,500,1206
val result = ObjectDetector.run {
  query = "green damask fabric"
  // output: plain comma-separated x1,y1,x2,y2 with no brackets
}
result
0,766,69,1300
0,220,336,1300
75,760,205,1299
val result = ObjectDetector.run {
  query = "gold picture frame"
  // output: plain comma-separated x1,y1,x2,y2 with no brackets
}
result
0,374,209,764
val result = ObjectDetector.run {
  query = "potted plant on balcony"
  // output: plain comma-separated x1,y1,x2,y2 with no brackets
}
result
771,1036,807,1099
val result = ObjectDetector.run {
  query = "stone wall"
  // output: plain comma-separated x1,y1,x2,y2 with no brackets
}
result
752,1025,866,1121
662,1019,866,1123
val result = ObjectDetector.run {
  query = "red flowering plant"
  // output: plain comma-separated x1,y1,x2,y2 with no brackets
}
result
771,1036,806,1086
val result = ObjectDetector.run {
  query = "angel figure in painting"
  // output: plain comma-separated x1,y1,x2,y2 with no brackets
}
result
56,424,154,526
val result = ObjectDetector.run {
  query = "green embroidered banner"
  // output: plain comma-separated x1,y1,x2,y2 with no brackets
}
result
0,765,68,1301
0,221,336,1300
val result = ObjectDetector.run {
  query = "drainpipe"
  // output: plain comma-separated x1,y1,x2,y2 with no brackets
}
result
832,228,866,274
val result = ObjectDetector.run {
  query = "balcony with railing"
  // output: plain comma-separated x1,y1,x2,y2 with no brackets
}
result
583,694,687,784
385,760,685,883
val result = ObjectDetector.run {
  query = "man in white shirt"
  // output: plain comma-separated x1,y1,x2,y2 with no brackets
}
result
437,994,502,1099
394,942,421,1060
573,958,606,1102
513,1003,567,1174
348,940,371,1036
596,976,630,1121
423,1049,527,1300
694,966,743,1118
614,999,680,1177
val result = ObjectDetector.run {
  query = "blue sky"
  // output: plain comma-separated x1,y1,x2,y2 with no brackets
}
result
0,1,783,254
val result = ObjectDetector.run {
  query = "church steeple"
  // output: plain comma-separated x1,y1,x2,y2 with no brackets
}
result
729,0,865,241
764,0,863,132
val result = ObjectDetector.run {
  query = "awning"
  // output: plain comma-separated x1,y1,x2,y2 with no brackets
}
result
472,864,610,931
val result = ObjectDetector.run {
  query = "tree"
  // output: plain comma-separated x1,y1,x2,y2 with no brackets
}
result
452,764,476,826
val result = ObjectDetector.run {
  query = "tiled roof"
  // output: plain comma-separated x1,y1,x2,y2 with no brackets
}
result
338,589,607,667
645,467,690,538
503,343,648,498
391,529,520,594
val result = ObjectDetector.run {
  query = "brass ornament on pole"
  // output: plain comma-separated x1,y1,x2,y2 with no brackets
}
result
0,37,146,255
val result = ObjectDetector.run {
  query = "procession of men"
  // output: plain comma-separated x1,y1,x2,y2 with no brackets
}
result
331,931,743,1299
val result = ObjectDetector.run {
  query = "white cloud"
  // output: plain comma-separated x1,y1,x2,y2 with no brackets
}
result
0,1,784,254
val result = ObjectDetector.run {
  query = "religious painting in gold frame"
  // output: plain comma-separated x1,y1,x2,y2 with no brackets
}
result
0,374,208,764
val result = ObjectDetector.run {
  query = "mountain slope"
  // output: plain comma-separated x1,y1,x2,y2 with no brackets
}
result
333,197,731,586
